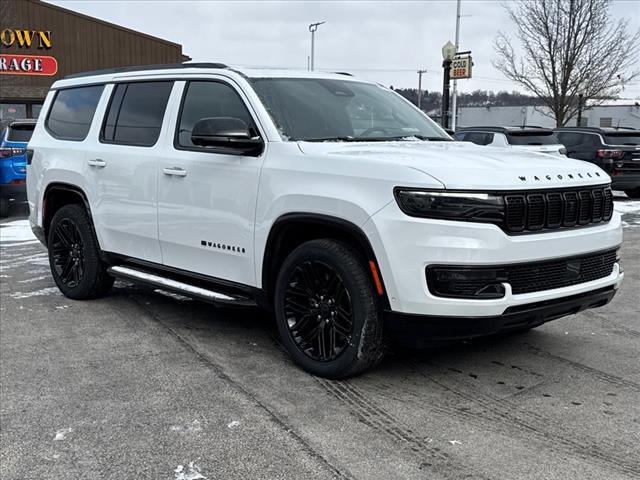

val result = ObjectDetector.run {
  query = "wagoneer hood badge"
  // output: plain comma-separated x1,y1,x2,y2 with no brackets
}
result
517,171,603,183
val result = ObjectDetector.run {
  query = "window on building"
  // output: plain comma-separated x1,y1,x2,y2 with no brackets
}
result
599,117,612,128
101,81,174,147
46,85,104,141
0,103,27,122
31,104,43,119
176,81,256,149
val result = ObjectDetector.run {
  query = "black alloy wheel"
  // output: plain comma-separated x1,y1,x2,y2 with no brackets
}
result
51,218,85,288
274,239,386,378
47,204,114,299
283,260,354,362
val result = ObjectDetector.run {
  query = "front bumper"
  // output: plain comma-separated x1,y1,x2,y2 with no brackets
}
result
385,286,616,345
362,201,624,317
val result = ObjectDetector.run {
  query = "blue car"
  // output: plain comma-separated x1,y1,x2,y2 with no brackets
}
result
1,119,36,217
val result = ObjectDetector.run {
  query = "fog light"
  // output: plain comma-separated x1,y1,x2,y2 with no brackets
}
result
427,266,507,299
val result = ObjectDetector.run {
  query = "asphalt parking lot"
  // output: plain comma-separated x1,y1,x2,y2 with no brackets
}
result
1,200,639,480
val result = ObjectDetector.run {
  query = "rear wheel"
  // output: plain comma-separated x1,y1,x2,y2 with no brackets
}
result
274,239,386,378
624,188,640,199
48,204,114,299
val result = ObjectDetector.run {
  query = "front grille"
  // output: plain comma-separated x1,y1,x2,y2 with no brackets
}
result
505,249,617,294
504,186,613,233
425,249,618,298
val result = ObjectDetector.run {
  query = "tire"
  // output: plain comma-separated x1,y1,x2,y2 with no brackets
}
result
274,239,386,378
0,197,9,218
47,204,114,299
624,188,640,199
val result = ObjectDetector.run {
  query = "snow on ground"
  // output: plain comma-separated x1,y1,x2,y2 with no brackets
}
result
0,220,37,244
614,201,640,214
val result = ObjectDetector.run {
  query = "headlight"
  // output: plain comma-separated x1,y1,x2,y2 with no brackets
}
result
394,189,505,223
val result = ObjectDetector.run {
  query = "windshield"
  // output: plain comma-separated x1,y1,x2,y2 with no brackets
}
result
249,78,450,142
7,124,34,142
506,131,560,146
603,133,640,146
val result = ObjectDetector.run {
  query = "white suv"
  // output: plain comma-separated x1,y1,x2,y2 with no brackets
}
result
27,63,624,378
454,126,568,157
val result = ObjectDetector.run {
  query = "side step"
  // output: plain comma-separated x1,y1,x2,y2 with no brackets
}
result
108,265,256,307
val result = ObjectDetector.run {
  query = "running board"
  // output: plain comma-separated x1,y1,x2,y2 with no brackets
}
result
108,265,256,307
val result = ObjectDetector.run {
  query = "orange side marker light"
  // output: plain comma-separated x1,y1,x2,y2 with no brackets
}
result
369,260,384,296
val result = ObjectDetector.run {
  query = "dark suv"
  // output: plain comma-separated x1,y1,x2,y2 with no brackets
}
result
555,127,640,198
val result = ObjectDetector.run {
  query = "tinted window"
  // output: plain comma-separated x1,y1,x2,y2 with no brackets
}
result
102,82,173,147
463,132,493,145
7,124,35,142
31,104,43,118
506,131,559,145
177,81,256,148
603,133,640,146
453,132,466,141
556,132,583,147
46,85,104,140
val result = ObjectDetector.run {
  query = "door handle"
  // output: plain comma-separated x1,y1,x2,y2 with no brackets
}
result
162,167,188,177
87,158,107,168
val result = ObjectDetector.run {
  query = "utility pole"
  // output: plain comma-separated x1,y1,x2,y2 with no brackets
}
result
450,0,462,130
417,69,427,109
576,93,584,126
309,22,325,71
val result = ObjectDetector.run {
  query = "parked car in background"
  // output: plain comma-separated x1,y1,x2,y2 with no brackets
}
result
454,126,567,157
555,127,640,198
0,119,36,217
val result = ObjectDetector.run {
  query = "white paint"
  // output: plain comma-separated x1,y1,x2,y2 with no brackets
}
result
174,462,207,480
0,220,36,243
53,427,72,441
10,287,60,299
227,420,240,429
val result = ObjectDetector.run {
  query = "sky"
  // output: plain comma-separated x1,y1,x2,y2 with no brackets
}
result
49,0,640,97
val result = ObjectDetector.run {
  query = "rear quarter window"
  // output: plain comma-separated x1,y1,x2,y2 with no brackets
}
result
46,85,105,141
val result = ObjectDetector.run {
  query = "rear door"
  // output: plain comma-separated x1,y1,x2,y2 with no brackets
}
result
157,79,266,286
83,80,174,263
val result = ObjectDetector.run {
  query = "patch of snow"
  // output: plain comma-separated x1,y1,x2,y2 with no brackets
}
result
170,420,202,433
53,427,72,441
227,420,240,429
10,287,60,299
0,220,36,243
614,201,640,214
18,275,50,283
174,462,207,480
449,440,462,446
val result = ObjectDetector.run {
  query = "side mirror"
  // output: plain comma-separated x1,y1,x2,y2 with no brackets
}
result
191,117,263,155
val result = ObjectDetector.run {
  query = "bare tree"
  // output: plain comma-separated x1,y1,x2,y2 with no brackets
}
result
493,0,640,126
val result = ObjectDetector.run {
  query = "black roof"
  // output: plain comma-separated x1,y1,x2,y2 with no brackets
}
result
65,62,228,79
554,126,639,133
456,125,555,133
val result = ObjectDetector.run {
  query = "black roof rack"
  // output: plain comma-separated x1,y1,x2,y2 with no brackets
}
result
65,62,228,79
554,126,639,132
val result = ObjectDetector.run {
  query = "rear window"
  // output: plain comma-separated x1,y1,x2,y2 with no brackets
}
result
506,131,559,145
603,133,640,146
46,85,104,141
101,81,174,147
7,124,35,142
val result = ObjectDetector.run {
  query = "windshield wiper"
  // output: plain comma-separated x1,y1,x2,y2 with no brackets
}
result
301,134,451,143
302,136,356,142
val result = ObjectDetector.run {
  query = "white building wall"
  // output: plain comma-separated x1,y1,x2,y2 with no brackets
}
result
457,103,640,129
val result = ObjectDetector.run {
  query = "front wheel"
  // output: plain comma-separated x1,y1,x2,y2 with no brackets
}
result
48,204,114,299
274,239,386,378
624,188,640,199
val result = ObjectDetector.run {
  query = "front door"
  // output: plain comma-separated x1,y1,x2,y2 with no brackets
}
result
157,79,265,286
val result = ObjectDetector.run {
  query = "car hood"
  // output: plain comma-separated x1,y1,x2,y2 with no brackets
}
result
298,140,609,190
